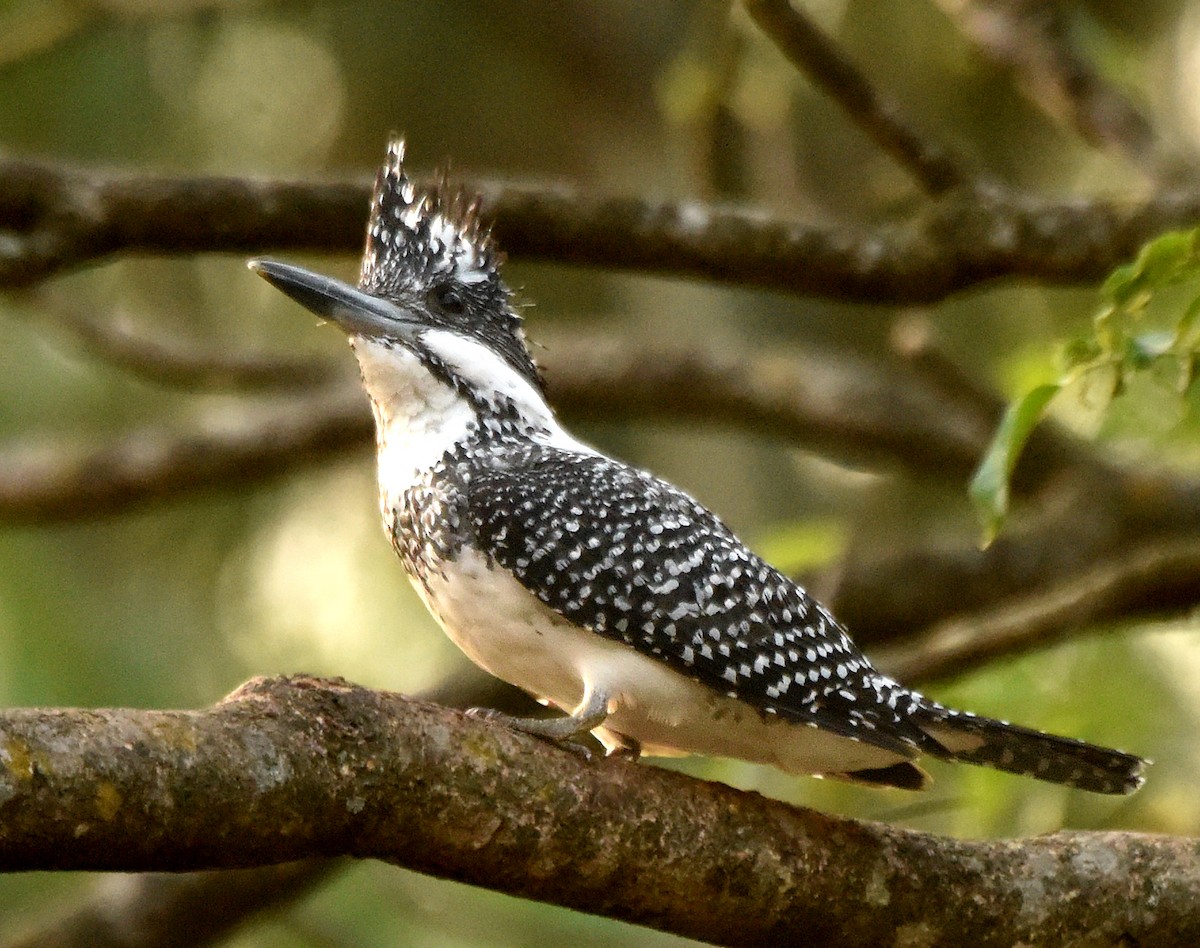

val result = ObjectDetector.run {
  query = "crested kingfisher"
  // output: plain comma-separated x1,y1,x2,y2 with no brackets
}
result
249,139,1145,793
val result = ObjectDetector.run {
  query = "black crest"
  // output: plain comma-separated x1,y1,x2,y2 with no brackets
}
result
357,139,541,392
360,138,499,293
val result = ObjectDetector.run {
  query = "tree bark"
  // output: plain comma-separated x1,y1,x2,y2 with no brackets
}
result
0,675,1193,947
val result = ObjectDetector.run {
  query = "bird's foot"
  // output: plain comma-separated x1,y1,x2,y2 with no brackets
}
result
465,706,598,759
466,689,610,760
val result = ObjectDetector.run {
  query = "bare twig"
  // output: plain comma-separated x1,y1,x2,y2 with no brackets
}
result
5,156,1200,304
3,862,340,948
938,0,1160,172
0,675,1193,947
742,0,971,194
876,534,1200,684
827,459,1200,643
0,385,372,523
669,0,753,198
39,298,341,391
888,315,1089,494
0,157,364,289
0,335,1069,525
889,315,1005,422
546,334,1020,479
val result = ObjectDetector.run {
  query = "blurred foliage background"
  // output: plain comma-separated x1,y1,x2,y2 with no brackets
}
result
1,0,1199,944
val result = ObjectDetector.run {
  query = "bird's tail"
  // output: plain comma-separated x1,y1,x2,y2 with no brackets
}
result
913,705,1147,795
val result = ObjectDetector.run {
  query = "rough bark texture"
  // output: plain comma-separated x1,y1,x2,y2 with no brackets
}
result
6,155,1200,304
0,676,1194,947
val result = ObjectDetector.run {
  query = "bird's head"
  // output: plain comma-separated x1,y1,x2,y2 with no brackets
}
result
250,138,544,415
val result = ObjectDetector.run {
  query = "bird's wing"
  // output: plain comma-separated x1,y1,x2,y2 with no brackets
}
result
463,445,937,756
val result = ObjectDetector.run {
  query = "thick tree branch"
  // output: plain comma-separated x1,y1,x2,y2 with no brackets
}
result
3,671,538,948
5,156,1200,304
0,676,1193,947
743,0,971,194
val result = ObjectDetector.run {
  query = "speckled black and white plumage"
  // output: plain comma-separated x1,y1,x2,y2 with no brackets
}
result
357,139,541,394
463,443,924,743
384,418,1143,793
251,138,1147,795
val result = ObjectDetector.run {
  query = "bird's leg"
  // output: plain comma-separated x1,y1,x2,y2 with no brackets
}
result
467,688,610,757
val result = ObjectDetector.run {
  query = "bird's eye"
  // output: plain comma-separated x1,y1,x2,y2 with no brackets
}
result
430,283,466,316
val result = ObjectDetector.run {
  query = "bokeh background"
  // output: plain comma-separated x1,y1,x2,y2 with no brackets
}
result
2,0,1199,944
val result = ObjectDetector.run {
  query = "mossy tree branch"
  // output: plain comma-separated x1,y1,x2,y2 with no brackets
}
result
0,676,1193,948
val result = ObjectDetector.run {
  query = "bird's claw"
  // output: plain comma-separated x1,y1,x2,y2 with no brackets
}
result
465,706,598,760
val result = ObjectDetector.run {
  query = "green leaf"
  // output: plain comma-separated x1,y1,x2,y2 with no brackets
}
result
1100,229,1200,308
1174,293,1200,350
969,384,1061,546
972,227,1200,547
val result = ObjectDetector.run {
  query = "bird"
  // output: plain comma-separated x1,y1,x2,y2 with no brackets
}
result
249,138,1146,794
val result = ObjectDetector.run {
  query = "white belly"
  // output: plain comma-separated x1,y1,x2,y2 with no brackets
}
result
415,549,907,777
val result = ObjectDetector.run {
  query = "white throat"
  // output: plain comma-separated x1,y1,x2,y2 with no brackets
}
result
351,331,593,507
